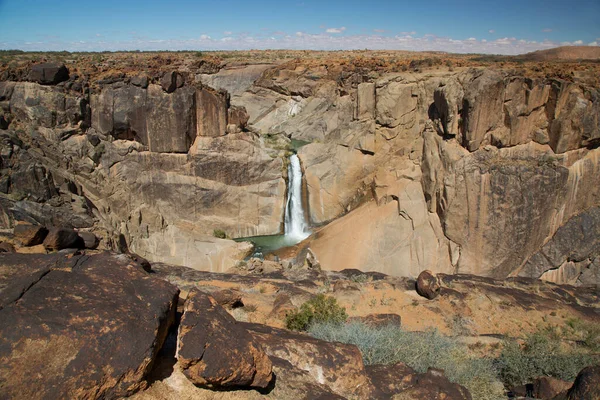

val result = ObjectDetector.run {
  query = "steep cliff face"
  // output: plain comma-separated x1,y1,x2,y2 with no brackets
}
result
0,69,285,271
1,56,599,282
228,64,599,282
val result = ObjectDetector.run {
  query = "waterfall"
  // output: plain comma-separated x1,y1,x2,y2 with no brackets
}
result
284,154,310,241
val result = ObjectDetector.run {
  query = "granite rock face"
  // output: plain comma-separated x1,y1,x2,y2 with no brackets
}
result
1,59,600,281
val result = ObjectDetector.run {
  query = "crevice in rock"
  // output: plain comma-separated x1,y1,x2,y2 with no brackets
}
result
145,307,182,384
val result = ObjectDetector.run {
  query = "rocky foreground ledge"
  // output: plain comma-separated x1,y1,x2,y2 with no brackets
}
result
0,252,599,399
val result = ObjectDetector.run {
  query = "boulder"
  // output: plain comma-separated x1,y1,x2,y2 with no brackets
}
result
416,270,441,300
43,228,84,250
77,231,99,250
0,242,15,253
13,224,48,246
29,63,69,85
366,362,417,398
390,368,472,400
244,322,373,398
211,288,244,309
0,252,179,399
566,365,600,400
160,71,184,93
176,288,273,389
533,376,571,399
130,75,149,89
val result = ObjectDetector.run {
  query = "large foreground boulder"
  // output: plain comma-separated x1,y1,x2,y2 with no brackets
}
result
0,252,179,399
176,288,273,389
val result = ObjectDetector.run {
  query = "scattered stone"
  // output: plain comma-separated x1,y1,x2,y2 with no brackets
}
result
177,289,273,389
160,71,184,93
29,63,69,85
305,248,321,270
43,228,84,251
416,270,441,300
533,376,571,399
14,223,49,246
566,365,600,400
0,252,179,399
211,288,244,309
393,367,472,400
77,231,99,249
130,75,149,89
0,242,15,253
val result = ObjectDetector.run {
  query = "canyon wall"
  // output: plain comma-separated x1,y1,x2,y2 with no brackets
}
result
1,59,598,282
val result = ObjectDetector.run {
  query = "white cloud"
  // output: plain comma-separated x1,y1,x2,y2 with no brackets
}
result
589,41,598,46
1,32,577,55
542,28,553,33
573,40,583,45
467,37,476,41
326,27,346,34
488,29,495,34
223,31,233,35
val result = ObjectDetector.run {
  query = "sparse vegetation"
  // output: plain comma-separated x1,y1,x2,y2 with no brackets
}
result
212,229,227,239
285,294,347,331
309,321,505,400
498,325,599,387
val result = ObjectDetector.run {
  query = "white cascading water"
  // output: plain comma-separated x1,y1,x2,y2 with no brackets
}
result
284,154,310,241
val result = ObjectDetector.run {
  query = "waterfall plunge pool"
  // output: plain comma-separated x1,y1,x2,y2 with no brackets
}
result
235,152,310,257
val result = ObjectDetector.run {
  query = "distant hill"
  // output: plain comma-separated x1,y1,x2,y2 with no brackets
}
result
517,46,600,61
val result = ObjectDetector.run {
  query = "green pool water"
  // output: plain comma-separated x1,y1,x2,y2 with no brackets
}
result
234,234,300,256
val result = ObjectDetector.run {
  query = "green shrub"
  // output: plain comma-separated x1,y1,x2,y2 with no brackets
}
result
212,229,227,239
285,295,347,331
309,321,505,400
498,327,597,387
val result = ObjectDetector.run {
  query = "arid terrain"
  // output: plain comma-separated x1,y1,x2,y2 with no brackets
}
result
0,48,599,399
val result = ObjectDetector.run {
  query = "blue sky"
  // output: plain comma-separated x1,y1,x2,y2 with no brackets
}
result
1,0,599,54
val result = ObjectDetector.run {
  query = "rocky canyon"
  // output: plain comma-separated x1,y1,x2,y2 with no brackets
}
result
1,49,599,400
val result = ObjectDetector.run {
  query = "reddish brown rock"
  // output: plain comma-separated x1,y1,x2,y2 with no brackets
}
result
244,322,373,398
177,288,273,389
416,270,441,300
160,71,184,93
14,224,48,246
0,252,179,399
566,365,600,400
43,227,84,250
0,242,15,253
533,376,571,399
211,288,244,309
77,231,99,250
28,63,69,85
